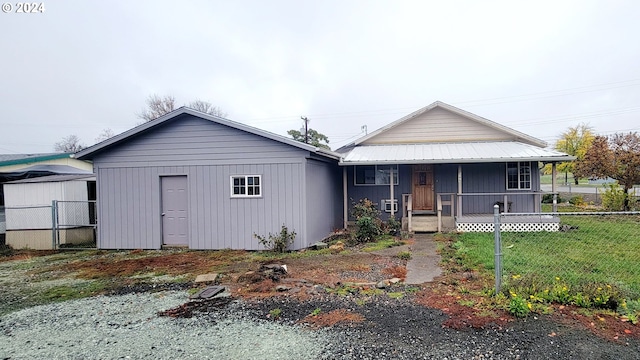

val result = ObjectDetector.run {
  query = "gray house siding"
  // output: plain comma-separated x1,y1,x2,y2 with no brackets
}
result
305,158,342,242
345,162,540,219
93,115,337,250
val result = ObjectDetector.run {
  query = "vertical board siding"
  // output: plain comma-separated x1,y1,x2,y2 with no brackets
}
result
95,115,308,168
96,162,305,250
92,115,321,250
305,160,342,247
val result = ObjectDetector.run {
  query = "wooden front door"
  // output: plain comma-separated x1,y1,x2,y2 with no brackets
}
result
412,165,434,211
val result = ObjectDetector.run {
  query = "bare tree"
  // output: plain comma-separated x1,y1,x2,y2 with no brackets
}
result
188,100,227,118
54,135,86,153
137,94,176,122
95,128,115,143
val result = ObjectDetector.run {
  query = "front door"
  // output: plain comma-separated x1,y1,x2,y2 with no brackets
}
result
412,165,434,211
161,176,189,246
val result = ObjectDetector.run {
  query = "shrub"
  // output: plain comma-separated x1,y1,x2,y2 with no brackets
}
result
355,216,381,243
569,195,585,206
254,225,296,253
386,216,401,236
351,198,383,243
351,198,381,220
601,184,626,211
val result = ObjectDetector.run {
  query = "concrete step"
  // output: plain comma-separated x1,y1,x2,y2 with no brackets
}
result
410,216,438,232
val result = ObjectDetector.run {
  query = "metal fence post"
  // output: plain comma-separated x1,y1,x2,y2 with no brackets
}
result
493,204,502,295
51,200,58,250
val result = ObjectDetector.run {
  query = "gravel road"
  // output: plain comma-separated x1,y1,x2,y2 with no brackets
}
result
2,289,640,359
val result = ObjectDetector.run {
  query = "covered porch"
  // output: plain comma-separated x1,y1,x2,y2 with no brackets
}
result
340,143,571,233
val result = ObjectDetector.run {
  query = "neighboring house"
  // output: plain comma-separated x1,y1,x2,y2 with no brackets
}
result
0,153,93,242
336,101,573,232
3,174,96,250
75,108,343,250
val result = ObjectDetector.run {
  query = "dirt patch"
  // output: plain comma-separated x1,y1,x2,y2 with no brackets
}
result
301,308,366,328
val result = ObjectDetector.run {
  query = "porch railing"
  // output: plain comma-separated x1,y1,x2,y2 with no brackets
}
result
455,192,543,217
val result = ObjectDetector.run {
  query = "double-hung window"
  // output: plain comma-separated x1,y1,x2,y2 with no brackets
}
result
354,165,398,185
231,175,261,197
506,162,531,190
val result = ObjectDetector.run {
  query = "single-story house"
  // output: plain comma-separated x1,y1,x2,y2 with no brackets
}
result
336,101,573,232
3,174,96,249
75,108,343,250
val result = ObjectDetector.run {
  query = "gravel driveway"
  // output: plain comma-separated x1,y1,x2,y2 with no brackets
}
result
2,289,639,359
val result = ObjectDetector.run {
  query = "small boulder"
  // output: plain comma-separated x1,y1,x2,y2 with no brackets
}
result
311,242,328,249
376,281,388,289
389,277,402,284
275,285,291,292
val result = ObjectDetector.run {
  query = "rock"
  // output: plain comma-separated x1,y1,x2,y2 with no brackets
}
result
275,285,291,292
376,281,387,289
389,278,402,284
237,271,265,283
311,242,328,249
194,273,219,283
289,287,301,294
313,285,326,293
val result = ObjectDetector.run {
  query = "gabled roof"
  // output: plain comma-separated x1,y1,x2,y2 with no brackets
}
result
0,153,72,167
341,141,573,165
75,107,341,160
343,101,547,148
5,174,95,184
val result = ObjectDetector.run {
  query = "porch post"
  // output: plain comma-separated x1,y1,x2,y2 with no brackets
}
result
389,167,395,218
551,162,557,212
343,167,348,229
457,165,462,217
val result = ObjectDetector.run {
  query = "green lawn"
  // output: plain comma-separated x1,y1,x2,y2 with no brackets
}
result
455,214,640,303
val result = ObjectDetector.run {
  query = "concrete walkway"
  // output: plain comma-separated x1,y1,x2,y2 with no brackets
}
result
404,234,442,285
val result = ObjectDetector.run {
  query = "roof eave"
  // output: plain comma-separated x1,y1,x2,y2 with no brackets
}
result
339,156,575,166
75,107,340,161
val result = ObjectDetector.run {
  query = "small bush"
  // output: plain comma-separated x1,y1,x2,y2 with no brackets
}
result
386,216,401,236
355,216,381,243
351,198,383,243
601,184,627,211
569,195,585,206
254,225,296,253
397,251,412,260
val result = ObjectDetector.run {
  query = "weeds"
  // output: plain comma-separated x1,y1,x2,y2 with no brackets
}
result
254,225,296,253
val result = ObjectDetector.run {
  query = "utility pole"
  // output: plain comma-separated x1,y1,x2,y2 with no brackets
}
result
301,116,309,144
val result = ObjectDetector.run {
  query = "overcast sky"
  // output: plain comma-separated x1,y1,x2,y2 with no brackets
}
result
1,0,639,154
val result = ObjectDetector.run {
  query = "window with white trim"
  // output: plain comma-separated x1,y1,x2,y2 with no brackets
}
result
231,175,261,197
506,162,531,190
354,165,398,185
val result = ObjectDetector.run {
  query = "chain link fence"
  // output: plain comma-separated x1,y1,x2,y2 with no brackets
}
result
497,211,640,306
3,201,96,250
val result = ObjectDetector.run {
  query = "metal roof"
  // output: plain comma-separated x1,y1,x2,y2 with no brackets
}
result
6,174,95,184
0,153,72,166
340,141,574,165
75,107,342,161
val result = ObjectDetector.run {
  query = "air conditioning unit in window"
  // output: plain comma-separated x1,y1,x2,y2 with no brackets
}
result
381,199,398,213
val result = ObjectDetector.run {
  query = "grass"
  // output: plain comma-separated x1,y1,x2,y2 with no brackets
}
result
361,236,404,252
453,214,640,306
